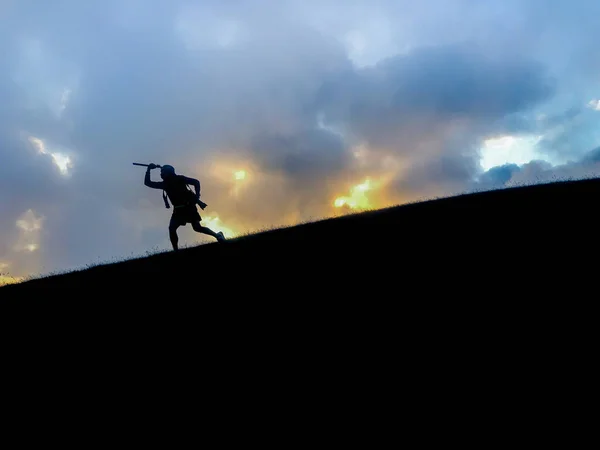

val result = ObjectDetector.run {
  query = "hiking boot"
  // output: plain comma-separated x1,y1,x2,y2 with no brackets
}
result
217,232,226,242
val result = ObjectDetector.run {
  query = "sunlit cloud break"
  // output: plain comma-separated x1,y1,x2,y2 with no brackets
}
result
202,215,238,239
0,262,23,287
0,275,24,287
480,135,544,171
587,99,600,111
334,178,381,211
14,209,44,253
28,136,73,176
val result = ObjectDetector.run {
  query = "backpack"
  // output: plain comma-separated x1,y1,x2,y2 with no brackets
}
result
161,176,195,209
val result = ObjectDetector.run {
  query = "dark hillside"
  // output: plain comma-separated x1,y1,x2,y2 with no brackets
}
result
3,176,597,341
2,179,595,433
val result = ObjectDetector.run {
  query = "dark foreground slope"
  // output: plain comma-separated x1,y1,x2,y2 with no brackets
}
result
1,179,596,434
3,176,597,340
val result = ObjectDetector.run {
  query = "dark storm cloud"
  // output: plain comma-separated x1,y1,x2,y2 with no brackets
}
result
580,147,600,164
395,152,482,199
250,128,349,179
476,164,522,190
317,44,555,149
535,107,600,162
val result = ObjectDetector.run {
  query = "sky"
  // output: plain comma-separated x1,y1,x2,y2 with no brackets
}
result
2,0,600,284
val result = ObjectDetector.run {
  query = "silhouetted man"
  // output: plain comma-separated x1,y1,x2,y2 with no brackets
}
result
144,163,225,250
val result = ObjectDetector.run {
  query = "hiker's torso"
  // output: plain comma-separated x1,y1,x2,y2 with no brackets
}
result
163,175,194,206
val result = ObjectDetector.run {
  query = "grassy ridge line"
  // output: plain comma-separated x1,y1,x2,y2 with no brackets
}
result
2,177,600,296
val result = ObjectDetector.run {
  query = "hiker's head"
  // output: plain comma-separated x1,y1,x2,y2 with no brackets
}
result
160,165,176,180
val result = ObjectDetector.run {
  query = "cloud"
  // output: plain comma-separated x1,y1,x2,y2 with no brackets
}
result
317,44,554,147
313,43,554,201
28,136,73,176
587,100,600,111
476,164,522,190
534,106,600,163
250,128,349,180
474,144,600,192
13,209,44,253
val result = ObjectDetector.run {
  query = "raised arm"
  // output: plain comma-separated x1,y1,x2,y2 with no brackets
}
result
183,176,201,201
144,165,164,189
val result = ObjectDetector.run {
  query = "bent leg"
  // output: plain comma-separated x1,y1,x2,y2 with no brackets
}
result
169,216,180,250
192,221,225,241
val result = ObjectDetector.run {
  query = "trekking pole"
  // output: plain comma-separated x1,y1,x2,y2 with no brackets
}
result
133,162,162,168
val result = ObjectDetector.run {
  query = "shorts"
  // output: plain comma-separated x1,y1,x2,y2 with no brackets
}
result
170,204,201,227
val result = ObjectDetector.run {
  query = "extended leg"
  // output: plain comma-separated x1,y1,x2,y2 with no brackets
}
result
192,221,225,242
169,216,180,250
